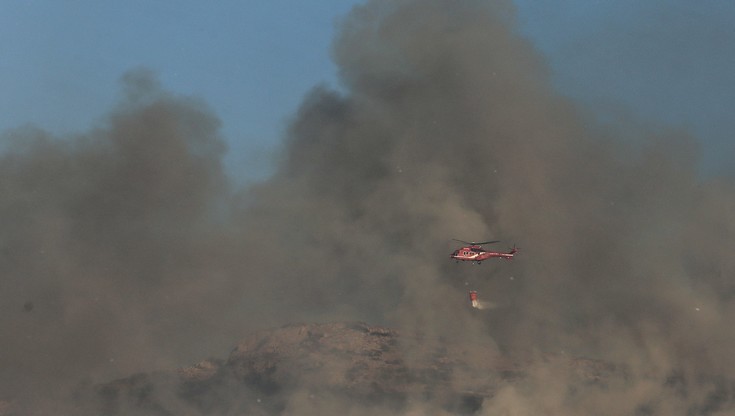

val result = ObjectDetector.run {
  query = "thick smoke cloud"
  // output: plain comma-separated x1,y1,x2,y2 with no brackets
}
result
2,0,735,414
0,69,244,405
243,0,735,412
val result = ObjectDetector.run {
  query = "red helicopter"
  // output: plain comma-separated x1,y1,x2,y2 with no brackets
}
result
450,239,518,264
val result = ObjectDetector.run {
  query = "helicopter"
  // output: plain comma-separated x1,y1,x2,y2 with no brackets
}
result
450,239,518,264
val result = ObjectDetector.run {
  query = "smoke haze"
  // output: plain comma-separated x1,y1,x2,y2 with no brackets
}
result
2,0,735,414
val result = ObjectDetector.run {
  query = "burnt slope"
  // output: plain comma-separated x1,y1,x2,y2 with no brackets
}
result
75,321,634,415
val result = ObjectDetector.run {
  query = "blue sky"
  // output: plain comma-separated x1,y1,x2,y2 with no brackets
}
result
2,1,734,179
514,0,735,173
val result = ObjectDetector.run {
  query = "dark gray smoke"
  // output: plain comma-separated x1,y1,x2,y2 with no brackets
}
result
240,0,735,413
0,69,243,406
2,0,735,414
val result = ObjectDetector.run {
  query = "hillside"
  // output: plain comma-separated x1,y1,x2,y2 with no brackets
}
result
69,321,619,416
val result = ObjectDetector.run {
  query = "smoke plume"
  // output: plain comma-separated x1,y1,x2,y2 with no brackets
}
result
2,0,735,414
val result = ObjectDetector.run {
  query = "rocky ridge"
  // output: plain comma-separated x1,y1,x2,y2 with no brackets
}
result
72,321,622,415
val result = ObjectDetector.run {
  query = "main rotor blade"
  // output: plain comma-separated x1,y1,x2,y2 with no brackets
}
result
452,239,500,245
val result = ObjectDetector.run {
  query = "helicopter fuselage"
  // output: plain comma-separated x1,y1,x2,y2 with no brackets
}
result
450,245,517,263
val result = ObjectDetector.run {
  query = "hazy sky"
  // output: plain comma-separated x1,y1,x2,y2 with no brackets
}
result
2,2,735,413
1,1,734,178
